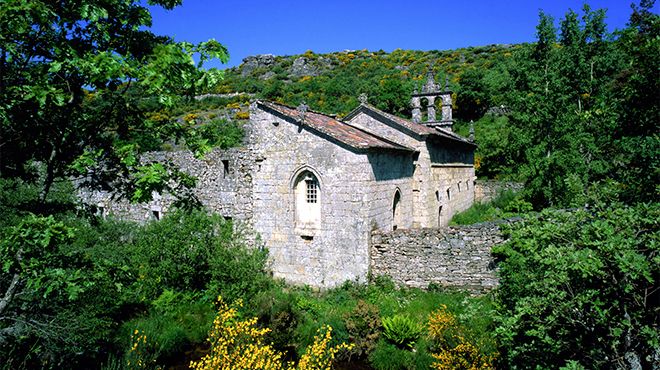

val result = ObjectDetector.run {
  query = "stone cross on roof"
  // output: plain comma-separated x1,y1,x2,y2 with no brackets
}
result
422,69,440,94
297,101,309,122
358,93,368,105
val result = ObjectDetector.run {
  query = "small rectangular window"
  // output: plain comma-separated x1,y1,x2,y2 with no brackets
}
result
152,210,160,220
305,178,318,203
222,160,230,178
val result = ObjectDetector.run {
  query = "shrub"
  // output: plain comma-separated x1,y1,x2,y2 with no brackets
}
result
343,300,381,359
493,203,660,369
450,189,530,225
189,297,352,370
196,118,244,149
369,340,415,370
382,315,423,349
427,306,496,370
119,291,215,365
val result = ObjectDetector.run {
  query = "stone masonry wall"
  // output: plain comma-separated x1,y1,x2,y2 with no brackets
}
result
370,222,506,291
474,180,524,203
77,147,256,237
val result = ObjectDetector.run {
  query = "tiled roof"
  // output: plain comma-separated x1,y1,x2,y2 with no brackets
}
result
257,101,414,152
344,104,475,146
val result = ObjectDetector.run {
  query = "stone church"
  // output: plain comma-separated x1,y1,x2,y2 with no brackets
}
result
82,71,476,287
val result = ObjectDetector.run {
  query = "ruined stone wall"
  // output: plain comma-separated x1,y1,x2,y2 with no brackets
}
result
474,180,524,203
77,147,256,232
370,222,506,291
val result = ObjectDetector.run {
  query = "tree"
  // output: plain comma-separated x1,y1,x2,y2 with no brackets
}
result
494,204,659,369
0,0,228,204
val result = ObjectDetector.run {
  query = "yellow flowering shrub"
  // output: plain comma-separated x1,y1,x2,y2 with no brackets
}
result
126,329,160,370
183,113,198,123
190,297,283,370
190,297,353,370
427,306,496,370
297,326,353,370
234,111,250,120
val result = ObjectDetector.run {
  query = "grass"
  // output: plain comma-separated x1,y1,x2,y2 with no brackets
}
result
243,277,497,369
450,189,532,225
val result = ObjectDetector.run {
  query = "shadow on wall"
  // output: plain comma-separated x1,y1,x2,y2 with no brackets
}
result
366,151,415,181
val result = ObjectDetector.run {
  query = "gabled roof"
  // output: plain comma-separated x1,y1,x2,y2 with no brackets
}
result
256,101,414,152
343,103,476,147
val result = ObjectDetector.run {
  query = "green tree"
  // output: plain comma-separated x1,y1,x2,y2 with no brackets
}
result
0,215,129,368
494,204,659,369
0,0,228,203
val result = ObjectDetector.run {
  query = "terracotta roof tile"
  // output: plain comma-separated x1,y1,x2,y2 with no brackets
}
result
257,101,414,152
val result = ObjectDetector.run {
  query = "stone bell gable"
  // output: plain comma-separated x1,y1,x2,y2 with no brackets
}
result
344,91,476,228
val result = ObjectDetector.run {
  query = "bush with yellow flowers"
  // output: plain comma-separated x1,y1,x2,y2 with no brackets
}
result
126,329,160,370
427,305,496,370
190,296,353,370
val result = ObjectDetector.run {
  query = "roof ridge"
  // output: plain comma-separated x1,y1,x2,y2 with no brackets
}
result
258,100,339,119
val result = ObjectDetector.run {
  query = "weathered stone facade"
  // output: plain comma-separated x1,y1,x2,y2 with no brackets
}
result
370,222,506,292
80,74,479,288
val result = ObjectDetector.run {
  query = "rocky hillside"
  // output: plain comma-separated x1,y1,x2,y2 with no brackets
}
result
211,45,523,118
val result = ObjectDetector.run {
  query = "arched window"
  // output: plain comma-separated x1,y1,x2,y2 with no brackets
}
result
392,190,402,231
294,171,321,232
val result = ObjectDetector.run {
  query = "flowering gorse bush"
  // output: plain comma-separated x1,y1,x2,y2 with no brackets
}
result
190,296,353,370
428,305,496,370
126,329,160,370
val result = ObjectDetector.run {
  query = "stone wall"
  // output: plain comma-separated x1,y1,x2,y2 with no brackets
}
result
370,222,507,291
77,147,256,233
474,180,524,203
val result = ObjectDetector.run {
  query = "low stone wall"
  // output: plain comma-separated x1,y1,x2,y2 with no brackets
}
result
370,222,507,291
474,180,524,203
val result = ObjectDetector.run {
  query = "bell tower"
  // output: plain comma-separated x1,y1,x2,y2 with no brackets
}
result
411,69,453,131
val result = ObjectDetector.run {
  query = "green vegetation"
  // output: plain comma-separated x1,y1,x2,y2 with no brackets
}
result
0,0,228,204
494,203,659,369
1,0,658,369
450,190,533,225
0,177,498,368
214,3,658,210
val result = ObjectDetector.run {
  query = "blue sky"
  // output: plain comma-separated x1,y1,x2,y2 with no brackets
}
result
148,0,656,68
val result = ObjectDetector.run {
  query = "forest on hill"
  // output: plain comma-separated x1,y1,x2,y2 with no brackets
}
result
0,0,658,369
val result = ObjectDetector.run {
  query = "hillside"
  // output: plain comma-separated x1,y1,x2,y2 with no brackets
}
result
211,45,522,119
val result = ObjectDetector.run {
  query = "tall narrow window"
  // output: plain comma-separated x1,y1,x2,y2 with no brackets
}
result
222,160,230,178
295,171,321,233
392,190,402,231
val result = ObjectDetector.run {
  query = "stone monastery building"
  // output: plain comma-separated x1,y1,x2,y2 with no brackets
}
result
86,71,477,288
